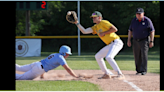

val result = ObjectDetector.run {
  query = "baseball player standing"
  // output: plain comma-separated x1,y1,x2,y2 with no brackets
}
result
74,11,124,79
16,45,79,80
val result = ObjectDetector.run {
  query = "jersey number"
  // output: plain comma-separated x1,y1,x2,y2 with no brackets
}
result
48,55,54,59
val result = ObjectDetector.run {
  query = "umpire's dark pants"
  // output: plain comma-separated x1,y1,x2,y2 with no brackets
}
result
133,37,149,73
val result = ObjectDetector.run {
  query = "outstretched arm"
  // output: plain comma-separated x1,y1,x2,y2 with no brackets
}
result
63,64,79,78
75,21,93,34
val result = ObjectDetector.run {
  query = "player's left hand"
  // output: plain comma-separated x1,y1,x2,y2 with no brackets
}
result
99,32,105,37
149,42,154,48
75,75,80,78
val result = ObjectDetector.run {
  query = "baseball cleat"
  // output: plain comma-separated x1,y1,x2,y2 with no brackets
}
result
98,74,111,79
136,72,141,75
114,74,125,80
141,72,147,75
111,75,118,78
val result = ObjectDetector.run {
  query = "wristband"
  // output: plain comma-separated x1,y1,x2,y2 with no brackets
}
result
150,41,153,43
76,23,80,26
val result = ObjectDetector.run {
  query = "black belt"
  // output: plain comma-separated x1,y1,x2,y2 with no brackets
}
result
40,61,44,69
41,65,43,69
110,39,119,44
109,40,114,44
135,37,148,42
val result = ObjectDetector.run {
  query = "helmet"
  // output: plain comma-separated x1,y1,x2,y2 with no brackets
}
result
59,45,72,56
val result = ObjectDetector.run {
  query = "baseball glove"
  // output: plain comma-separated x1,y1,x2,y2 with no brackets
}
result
66,11,78,24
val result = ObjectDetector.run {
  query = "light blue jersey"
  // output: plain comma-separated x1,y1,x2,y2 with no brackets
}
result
40,53,67,72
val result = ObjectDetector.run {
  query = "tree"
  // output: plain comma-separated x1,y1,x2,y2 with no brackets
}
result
16,1,160,52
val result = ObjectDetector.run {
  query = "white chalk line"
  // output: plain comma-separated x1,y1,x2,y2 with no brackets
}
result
85,60,143,91
123,79,143,91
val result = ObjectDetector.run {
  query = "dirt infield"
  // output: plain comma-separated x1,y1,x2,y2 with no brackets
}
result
16,70,159,91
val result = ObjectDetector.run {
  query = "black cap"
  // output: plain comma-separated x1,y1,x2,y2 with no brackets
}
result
136,8,144,14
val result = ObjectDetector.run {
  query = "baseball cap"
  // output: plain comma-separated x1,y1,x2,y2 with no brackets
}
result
90,11,102,18
136,8,144,14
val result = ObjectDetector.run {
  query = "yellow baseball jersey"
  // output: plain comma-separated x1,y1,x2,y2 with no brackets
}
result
91,20,120,45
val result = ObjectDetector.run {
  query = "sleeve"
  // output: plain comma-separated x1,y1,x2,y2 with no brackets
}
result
148,18,155,32
102,20,113,30
91,25,97,35
128,19,133,32
58,56,67,66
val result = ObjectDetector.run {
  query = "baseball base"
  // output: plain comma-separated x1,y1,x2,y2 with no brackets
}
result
79,73,93,79
58,73,65,78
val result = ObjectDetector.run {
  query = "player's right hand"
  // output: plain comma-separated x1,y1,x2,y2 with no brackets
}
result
99,32,105,37
127,40,131,47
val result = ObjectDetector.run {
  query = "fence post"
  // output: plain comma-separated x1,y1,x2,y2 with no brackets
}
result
77,1,81,56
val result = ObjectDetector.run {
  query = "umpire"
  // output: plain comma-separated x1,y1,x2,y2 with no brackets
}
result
127,8,155,75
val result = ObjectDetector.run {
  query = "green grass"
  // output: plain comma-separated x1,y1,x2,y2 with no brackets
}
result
16,51,160,91
16,51,160,73
16,80,102,91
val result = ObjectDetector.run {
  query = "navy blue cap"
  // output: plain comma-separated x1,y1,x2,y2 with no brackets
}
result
136,8,144,13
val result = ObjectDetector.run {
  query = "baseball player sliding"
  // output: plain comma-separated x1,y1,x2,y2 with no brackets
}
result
66,11,125,79
16,45,79,80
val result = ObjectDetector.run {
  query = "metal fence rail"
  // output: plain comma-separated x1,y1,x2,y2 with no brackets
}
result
16,35,160,39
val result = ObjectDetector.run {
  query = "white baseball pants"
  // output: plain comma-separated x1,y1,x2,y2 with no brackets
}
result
16,61,45,80
95,39,123,75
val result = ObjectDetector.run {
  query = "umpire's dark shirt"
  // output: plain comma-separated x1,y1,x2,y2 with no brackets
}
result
128,16,155,39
